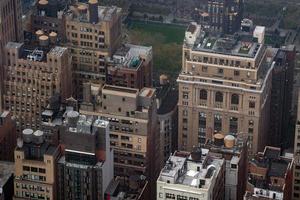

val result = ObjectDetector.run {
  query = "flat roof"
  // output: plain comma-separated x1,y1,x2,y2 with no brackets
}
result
103,85,139,94
192,34,262,58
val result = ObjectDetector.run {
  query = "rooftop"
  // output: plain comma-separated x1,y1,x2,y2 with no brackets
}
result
184,23,263,58
66,3,121,23
158,150,224,190
248,146,293,192
6,42,67,63
193,34,261,58
103,85,139,94
108,44,152,70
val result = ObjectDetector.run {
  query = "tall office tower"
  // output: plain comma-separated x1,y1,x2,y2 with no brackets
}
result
0,111,16,161
177,23,276,155
204,134,248,200
156,77,178,163
107,44,153,89
81,84,160,194
269,45,296,148
0,0,23,111
57,114,113,200
3,41,72,131
14,129,60,200
65,0,122,98
245,146,293,200
206,0,243,34
157,150,225,200
29,0,70,42
293,91,300,199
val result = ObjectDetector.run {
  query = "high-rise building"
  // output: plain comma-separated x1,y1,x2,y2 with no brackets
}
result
65,0,122,98
29,0,70,42
106,44,153,89
157,150,225,200
293,90,300,200
177,23,276,155
156,79,178,163
3,41,72,131
13,129,60,200
269,45,296,148
207,0,243,34
57,113,113,200
0,111,16,161
80,84,160,193
245,146,293,200
0,0,23,111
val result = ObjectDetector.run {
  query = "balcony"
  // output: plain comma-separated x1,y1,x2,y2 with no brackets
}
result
199,100,207,107
230,104,239,111
214,102,223,109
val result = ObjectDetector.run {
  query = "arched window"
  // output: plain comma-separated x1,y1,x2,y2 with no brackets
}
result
215,91,223,102
200,89,207,100
231,94,239,105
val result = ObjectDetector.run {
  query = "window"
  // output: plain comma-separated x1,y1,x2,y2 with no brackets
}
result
249,120,254,126
31,167,38,172
234,70,240,76
229,117,238,134
215,91,223,102
183,110,188,116
249,101,255,108
200,89,207,100
202,66,208,72
214,114,222,132
231,94,239,105
183,92,189,99
218,68,224,74
23,166,30,171
198,112,206,142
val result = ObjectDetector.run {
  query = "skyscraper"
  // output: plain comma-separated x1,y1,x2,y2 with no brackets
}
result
65,0,122,98
207,0,243,34
177,23,276,155
0,0,23,111
80,84,160,193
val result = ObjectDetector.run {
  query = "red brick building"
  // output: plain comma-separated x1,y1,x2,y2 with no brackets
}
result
245,146,293,200
106,44,153,89
0,111,16,161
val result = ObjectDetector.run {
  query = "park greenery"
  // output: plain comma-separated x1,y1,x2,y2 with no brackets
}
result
127,21,186,80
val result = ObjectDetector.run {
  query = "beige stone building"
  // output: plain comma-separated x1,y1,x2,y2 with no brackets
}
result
293,90,300,199
80,84,160,193
177,23,277,154
13,129,60,200
65,0,122,98
3,42,72,131
0,0,23,111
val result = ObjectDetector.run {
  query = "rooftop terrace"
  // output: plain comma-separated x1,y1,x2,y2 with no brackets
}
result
158,149,224,190
193,34,262,58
